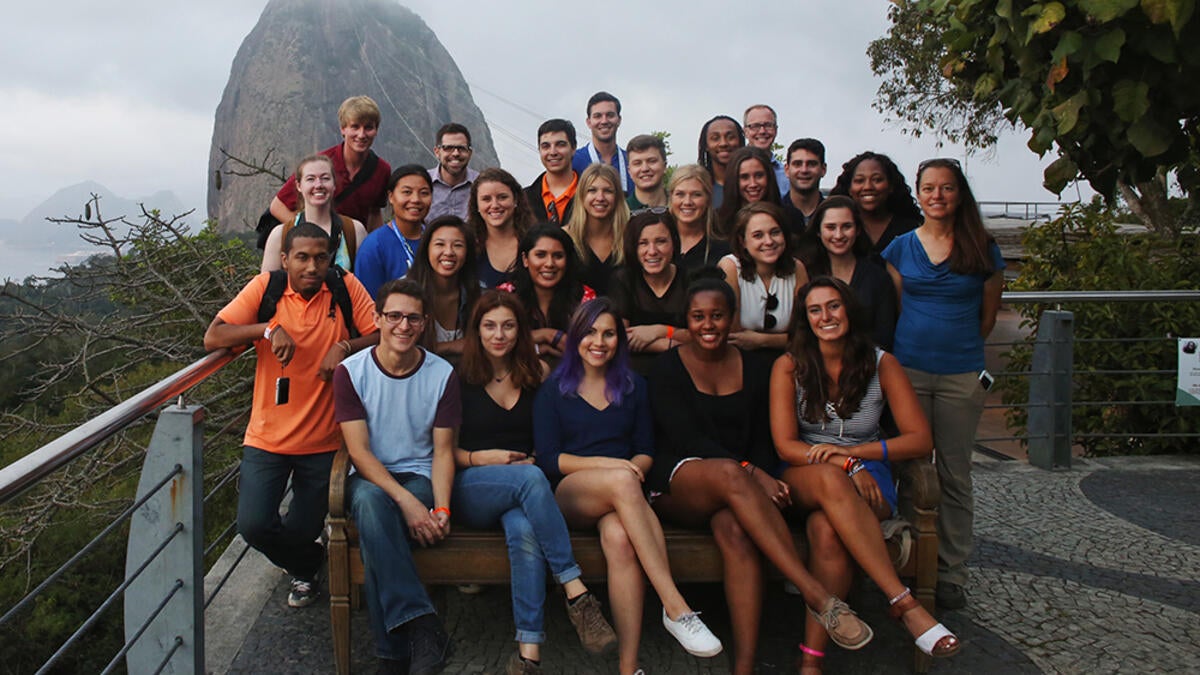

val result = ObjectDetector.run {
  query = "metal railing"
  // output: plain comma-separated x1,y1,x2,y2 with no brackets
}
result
978,200,1072,221
0,289,1197,672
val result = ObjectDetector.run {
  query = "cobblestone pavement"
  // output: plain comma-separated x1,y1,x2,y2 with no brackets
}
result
224,455,1200,674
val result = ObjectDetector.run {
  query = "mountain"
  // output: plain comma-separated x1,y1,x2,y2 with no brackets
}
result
0,182,183,281
206,0,499,232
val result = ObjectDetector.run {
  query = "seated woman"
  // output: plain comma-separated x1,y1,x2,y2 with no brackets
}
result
716,146,784,237
534,298,722,675
648,273,875,675
828,151,922,259
668,164,730,273
453,290,617,674
564,164,631,296
770,277,960,674
468,168,534,288
718,202,809,352
260,154,368,273
609,210,690,368
499,224,595,359
802,196,898,351
404,215,481,357
354,165,434,298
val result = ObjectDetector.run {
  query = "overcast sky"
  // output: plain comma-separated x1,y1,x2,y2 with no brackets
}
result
0,0,1087,221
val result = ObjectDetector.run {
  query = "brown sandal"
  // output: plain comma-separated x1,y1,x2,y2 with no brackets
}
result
889,588,961,657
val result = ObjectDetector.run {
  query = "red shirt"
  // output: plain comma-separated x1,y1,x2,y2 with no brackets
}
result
274,143,392,225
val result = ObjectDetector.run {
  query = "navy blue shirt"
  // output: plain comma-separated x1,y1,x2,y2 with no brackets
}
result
533,371,654,482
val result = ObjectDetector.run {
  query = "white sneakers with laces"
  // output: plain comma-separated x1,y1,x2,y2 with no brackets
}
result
661,608,723,657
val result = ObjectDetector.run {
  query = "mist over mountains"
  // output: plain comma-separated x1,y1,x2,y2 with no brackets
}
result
0,182,184,281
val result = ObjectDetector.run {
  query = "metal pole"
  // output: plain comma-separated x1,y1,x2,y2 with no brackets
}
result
1028,311,1074,469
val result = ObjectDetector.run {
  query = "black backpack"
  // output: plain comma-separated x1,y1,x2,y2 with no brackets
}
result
257,268,361,338
255,150,381,250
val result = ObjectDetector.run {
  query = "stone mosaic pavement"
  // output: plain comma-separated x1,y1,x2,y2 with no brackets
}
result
219,454,1200,674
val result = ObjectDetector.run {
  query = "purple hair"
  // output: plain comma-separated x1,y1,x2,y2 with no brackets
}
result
554,298,635,405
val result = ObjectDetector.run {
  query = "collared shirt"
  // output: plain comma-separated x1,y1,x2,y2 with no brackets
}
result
217,272,378,454
771,157,788,197
427,166,479,221
275,143,391,225
572,143,634,193
541,172,579,224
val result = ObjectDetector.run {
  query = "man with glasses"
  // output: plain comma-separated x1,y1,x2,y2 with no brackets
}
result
334,278,460,674
571,91,634,193
427,123,478,221
743,104,788,197
203,223,378,609
525,119,579,224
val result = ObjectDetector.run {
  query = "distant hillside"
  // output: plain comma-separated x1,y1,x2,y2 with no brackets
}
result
206,0,498,232
0,182,183,281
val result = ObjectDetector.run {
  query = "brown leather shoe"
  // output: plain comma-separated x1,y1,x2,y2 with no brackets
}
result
808,597,873,650
505,651,542,675
565,593,618,654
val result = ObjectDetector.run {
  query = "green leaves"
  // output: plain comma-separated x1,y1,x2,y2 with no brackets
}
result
1093,27,1127,62
1052,90,1089,133
1141,0,1196,35
1044,155,1081,192
1128,116,1174,156
1112,80,1151,121
1079,0,1139,21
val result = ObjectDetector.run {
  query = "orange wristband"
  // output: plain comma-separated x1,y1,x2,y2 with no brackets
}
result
666,325,675,340
431,507,450,518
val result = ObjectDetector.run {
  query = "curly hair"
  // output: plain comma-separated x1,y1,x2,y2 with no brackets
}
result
829,151,921,221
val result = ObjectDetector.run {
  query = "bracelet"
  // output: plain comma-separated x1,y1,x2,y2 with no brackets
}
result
431,506,450,518
880,438,889,463
264,319,279,340
740,460,755,474
842,456,856,473
468,451,475,467
666,325,675,340
848,462,866,477
799,644,826,658
338,340,353,354
552,330,565,348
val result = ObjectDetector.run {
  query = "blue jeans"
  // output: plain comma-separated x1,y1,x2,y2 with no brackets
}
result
237,446,334,581
348,471,437,660
451,464,582,644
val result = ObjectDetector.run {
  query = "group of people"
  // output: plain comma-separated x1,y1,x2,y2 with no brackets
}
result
206,91,1005,675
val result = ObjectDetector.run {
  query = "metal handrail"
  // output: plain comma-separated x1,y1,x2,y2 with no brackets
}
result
1001,290,1200,303
0,349,238,504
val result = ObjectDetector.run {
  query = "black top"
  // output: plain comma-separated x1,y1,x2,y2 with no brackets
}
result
676,236,731,275
646,347,776,492
578,246,616,296
458,382,535,455
869,213,921,261
477,251,511,289
609,267,689,328
523,172,575,224
849,257,899,352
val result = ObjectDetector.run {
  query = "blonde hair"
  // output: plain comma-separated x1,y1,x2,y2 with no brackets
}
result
564,164,630,265
337,95,381,127
667,164,719,240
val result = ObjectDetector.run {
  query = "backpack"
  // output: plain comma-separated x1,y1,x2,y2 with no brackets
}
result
282,212,358,271
257,268,361,339
255,150,381,251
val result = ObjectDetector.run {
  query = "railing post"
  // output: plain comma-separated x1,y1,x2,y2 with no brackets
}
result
124,403,205,674
1028,310,1073,469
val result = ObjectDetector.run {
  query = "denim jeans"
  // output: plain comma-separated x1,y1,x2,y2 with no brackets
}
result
347,471,437,660
451,464,582,644
237,446,334,581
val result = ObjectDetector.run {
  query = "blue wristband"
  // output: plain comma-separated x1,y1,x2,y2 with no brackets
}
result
881,438,889,463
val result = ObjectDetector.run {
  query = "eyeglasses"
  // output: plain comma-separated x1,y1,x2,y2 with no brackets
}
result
437,144,472,154
381,312,426,327
631,206,669,216
917,157,961,172
745,122,777,132
763,293,779,330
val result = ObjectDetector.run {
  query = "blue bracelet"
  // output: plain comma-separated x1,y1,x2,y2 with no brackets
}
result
881,438,889,463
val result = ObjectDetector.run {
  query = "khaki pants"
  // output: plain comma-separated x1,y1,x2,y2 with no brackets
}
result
903,368,987,587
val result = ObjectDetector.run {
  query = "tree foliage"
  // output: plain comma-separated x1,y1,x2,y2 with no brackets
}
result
1000,200,1200,455
871,0,1200,236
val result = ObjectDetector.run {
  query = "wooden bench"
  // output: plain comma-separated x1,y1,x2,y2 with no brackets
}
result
327,450,942,674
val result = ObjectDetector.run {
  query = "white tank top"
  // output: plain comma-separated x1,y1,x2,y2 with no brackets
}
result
723,253,796,333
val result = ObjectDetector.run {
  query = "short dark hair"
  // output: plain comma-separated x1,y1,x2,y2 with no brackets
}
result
436,123,471,147
586,91,621,116
787,138,826,165
537,119,577,149
626,134,667,161
374,278,428,315
386,164,434,193
283,221,331,253
623,210,681,272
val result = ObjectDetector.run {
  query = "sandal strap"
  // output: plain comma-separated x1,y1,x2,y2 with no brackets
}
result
915,622,958,656
888,592,920,621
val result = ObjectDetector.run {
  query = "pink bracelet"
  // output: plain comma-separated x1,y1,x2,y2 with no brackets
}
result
799,644,825,658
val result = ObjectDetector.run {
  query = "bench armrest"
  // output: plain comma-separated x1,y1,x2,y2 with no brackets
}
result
895,459,940,512
329,445,352,519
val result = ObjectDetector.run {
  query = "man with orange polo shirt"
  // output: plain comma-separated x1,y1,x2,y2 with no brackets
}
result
524,119,579,224
204,222,378,608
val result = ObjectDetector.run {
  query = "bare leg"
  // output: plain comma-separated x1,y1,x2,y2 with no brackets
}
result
782,463,941,638
597,513,644,675
709,509,760,675
800,512,854,672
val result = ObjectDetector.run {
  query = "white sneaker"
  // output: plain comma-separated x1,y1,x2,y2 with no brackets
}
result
662,608,722,657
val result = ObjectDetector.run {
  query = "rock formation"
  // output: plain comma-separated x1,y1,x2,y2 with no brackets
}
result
206,0,498,231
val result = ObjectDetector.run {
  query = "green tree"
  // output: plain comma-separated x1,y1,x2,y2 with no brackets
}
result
871,0,1200,237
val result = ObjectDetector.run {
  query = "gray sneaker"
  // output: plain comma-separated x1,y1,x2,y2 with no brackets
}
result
287,577,318,608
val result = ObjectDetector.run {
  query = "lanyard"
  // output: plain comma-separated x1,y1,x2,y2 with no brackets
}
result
586,143,629,191
389,219,422,269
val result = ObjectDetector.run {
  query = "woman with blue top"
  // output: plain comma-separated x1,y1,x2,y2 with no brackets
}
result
882,158,1004,610
404,215,481,357
534,298,722,675
453,290,616,674
260,154,368,273
771,277,960,674
354,165,433,298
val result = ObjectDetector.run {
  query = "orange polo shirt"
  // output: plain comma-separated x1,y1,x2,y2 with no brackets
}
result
217,272,377,455
541,172,578,222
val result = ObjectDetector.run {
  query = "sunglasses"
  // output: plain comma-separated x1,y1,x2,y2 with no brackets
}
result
632,206,669,217
763,292,779,330
917,157,962,173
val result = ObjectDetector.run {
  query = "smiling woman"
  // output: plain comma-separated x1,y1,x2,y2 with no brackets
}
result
353,165,434,298
404,215,481,356
259,154,369,274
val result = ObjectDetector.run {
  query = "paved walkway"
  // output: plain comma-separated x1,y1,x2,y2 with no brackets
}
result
216,454,1200,674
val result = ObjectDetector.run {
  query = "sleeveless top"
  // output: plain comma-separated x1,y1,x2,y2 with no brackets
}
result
721,253,796,332
794,348,897,511
295,212,353,271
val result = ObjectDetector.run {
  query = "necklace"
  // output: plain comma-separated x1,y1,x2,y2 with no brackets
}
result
493,369,511,383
